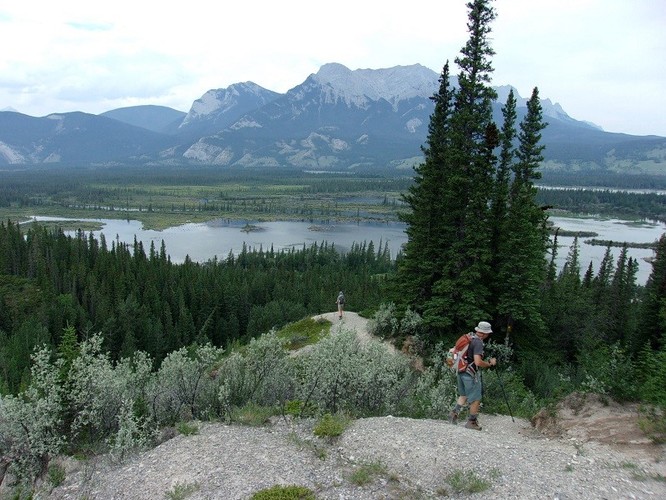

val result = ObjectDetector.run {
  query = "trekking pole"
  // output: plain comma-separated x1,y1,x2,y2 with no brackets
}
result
494,367,514,422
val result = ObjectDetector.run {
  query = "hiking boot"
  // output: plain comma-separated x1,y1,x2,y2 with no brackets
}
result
465,419,482,431
448,411,458,425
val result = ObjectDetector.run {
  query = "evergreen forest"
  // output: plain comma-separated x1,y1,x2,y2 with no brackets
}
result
1,0,666,492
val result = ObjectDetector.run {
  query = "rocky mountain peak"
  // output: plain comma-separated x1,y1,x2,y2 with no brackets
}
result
312,63,439,110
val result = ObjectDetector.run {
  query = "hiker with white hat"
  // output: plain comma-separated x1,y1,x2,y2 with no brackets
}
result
448,321,497,430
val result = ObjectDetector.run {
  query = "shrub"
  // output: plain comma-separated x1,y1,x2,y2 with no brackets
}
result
67,335,154,445
638,405,666,444
368,302,399,338
108,398,157,463
149,343,225,425
399,307,423,337
0,347,66,482
404,342,457,419
217,332,294,418
295,329,413,416
176,421,199,436
408,367,456,419
576,340,638,401
481,368,540,418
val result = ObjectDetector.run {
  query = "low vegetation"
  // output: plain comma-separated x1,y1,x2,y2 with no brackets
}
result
444,469,493,494
348,460,389,486
250,484,316,500
164,481,201,500
312,413,352,439
276,318,331,351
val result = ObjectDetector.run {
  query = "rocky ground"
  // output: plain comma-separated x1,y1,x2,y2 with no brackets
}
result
44,406,666,499
14,313,666,499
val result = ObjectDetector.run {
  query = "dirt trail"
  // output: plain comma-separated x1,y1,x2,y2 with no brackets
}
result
311,311,399,353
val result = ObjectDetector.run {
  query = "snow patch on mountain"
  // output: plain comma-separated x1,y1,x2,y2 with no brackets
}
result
230,117,262,130
312,63,439,110
43,152,62,163
236,153,280,167
405,118,423,133
46,114,66,133
0,142,25,163
183,141,227,162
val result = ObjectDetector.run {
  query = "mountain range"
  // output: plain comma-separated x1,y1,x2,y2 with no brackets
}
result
1,63,664,174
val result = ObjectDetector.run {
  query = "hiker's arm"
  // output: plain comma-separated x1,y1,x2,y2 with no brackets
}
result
473,354,496,368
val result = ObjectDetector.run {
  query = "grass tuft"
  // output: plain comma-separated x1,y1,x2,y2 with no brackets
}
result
230,403,277,426
313,413,351,439
250,484,316,499
445,469,492,494
164,481,200,500
176,421,199,436
48,462,66,488
349,460,388,486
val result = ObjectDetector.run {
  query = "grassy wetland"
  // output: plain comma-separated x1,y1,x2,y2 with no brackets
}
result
2,165,666,233
0,165,411,230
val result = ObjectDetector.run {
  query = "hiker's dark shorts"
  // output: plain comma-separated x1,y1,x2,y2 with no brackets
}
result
457,372,482,402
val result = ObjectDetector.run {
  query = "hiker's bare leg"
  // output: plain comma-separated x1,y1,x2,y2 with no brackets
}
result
469,400,481,415
457,396,467,406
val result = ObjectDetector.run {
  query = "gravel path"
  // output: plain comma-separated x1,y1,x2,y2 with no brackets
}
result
44,313,666,499
48,414,666,499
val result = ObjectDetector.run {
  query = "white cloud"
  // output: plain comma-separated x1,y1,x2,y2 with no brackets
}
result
0,0,664,136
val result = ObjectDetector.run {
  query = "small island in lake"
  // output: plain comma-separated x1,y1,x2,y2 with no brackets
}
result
240,224,266,233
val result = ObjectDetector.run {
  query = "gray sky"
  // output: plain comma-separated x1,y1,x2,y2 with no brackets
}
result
0,0,664,136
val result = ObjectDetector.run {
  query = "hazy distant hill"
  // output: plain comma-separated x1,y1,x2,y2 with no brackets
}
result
0,111,173,164
1,63,664,174
101,105,186,134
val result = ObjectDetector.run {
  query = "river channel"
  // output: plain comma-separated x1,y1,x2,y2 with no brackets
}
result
28,215,666,285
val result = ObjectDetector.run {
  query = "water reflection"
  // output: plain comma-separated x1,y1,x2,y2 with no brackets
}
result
28,215,665,285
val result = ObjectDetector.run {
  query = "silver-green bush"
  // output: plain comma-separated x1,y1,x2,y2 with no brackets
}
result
67,334,153,443
217,331,293,418
0,347,66,481
149,343,225,425
368,302,399,338
295,329,413,416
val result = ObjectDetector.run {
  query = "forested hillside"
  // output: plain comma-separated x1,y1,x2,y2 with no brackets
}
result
1,1,666,496
0,220,392,393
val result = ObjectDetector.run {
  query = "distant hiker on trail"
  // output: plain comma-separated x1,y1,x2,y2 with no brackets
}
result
448,321,497,431
336,291,345,319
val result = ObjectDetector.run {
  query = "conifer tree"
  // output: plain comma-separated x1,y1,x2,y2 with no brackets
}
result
406,0,499,334
398,0,550,342
397,62,454,305
495,87,549,341
607,246,638,344
634,234,666,352
490,89,517,274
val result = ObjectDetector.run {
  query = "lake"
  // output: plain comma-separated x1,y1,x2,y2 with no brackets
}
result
28,215,666,285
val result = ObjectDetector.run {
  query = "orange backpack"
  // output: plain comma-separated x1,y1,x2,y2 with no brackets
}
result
446,333,473,373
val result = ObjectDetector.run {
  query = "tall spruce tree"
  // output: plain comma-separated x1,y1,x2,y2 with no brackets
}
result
495,87,549,343
398,0,550,343
397,62,454,304
423,0,499,334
